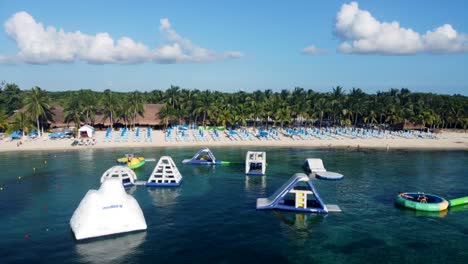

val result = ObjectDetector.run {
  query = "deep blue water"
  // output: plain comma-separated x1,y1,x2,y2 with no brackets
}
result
0,147,467,264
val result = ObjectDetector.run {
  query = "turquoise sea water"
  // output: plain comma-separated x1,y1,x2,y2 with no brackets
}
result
0,147,467,264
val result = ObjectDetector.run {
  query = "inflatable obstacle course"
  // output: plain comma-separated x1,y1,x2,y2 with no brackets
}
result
396,192,468,212
182,148,236,165
245,151,266,175
100,166,137,187
303,158,344,180
70,178,147,240
256,173,341,213
449,196,468,207
147,156,183,187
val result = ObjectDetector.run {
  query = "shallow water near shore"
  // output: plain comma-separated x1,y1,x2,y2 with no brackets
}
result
0,147,467,264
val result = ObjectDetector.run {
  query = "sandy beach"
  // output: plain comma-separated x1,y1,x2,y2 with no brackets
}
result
1,130,467,153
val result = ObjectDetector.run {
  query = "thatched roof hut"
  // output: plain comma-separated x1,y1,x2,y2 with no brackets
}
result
92,103,163,127
135,104,163,126
49,105,67,128
393,120,426,131
8,105,66,128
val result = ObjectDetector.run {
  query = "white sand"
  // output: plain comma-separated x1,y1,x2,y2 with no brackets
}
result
1,130,467,153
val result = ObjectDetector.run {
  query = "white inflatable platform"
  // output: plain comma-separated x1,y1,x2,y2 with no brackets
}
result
70,178,147,240
303,158,344,180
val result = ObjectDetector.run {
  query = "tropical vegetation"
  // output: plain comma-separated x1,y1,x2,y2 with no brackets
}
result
0,81,467,135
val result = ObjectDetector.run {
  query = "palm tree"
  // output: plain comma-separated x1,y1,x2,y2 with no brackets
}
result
23,87,51,137
314,97,328,128
79,89,98,125
101,89,118,128
128,91,145,129
165,85,180,109
274,103,292,128
149,90,164,103
0,110,9,132
233,105,248,127
64,94,84,127
160,105,175,129
194,90,216,126
331,86,345,124
12,112,34,136
348,88,365,126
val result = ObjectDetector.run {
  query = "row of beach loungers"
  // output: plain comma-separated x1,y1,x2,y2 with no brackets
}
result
164,126,438,142
165,127,222,142
101,126,439,143
103,127,153,142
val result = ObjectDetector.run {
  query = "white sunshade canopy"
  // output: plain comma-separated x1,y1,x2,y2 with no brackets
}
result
78,125,95,137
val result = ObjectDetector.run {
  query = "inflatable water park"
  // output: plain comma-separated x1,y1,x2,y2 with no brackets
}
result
395,192,468,212
100,166,138,187
116,154,145,169
256,173,341,213
147,156,183,187
70,178,147,240
71,156,184,239
68,147,468,241
182,148,235,165
303,158,344,180
245,151,266,176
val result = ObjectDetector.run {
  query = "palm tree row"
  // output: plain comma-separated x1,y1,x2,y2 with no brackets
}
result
1,83,467,134
154,86,468,130
64,89,145,129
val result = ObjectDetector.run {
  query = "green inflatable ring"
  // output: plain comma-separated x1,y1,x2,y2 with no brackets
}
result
395,192,449,212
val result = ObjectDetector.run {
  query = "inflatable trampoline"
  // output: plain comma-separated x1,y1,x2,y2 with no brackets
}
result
395,192,449,212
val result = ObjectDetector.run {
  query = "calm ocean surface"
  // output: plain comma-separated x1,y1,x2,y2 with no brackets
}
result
0,147,467,264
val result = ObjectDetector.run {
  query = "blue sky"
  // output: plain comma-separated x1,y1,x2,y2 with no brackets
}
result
0,0,467,95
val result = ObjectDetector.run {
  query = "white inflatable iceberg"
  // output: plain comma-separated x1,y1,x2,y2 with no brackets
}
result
70,178,147,240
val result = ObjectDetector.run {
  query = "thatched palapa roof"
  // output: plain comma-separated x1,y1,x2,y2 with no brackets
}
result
393,120,426,131
134,104,163,125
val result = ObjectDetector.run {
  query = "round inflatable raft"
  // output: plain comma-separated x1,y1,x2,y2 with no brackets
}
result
116,154,145,169
395,192,449,212
315,171,344,180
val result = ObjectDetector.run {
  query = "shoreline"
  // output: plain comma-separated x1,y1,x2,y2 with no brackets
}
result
0,130,468,152
1,130,467,153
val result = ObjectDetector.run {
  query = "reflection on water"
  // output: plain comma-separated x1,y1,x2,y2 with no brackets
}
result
399,207,448,218
75,231,146,264
78,149,94,162
244,176,266,191
275,211,325,231
147,188,180,207
449,204,468,214
126,186,137,195
191,165,215,176
274,211,325,245
180,166,213,198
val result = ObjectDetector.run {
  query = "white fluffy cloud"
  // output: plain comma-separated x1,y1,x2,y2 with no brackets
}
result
335,2,468,55
301,45,327,55
0,12,243,64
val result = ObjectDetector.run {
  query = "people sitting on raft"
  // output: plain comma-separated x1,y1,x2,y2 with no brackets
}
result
400,193,414,199
417,195,428,203
126,154,135,162
400,193,428,203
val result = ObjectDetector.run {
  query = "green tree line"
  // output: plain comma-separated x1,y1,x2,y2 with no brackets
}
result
0,82,467,134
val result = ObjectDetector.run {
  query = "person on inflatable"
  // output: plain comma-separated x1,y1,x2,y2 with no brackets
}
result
417,195,428,203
